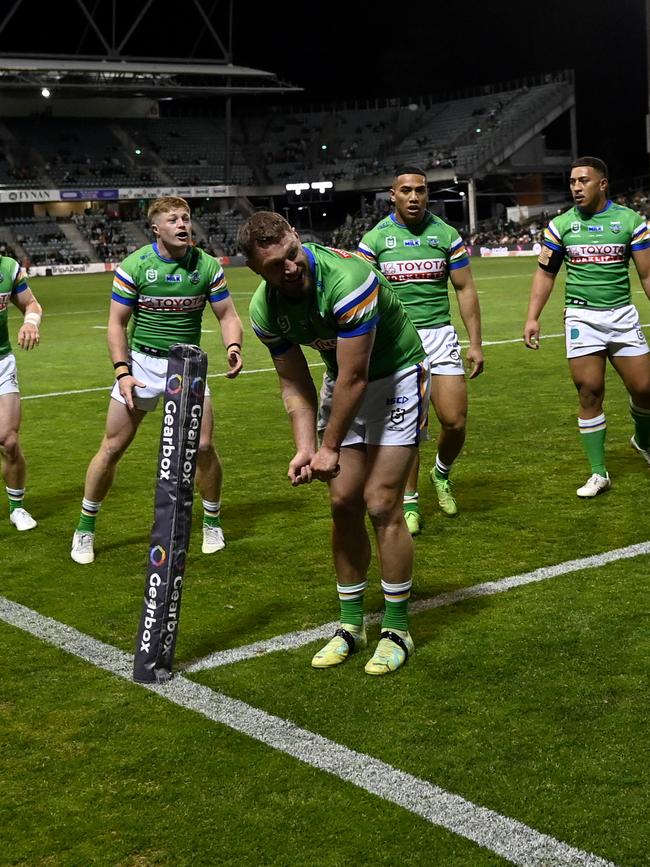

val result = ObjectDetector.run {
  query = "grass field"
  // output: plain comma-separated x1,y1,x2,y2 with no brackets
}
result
1,256,649,866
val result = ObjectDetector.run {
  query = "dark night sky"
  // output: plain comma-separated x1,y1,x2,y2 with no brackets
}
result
230,0,649,183
2,0,649,183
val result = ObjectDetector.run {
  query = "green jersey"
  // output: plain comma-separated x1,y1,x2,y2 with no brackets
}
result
112,243,229,355
249,243,424,381
541,201,650,309
0,256,29,357
358,211,470,328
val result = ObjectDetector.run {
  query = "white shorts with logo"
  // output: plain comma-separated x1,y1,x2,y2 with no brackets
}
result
111,349,211,412
0,353,19,396
564,304,649,359
317,360,430,447
418,325,464,375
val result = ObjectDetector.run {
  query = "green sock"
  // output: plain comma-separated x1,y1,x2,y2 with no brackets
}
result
6,486,23,513
578,415,607,476
202,498,221,527
77,498,101,533
337,580,367,629
403,491,419,514
434,455,451,480
630,401,650,449
380,579,411,632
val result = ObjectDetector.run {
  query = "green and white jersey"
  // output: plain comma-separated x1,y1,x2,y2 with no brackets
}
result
112,243,229,355
541,201,650,309
0,256,29,357
249,243,424,381
358,211,470,328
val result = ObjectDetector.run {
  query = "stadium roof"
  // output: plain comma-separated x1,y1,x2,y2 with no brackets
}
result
0,0,302,98
0,56,302,97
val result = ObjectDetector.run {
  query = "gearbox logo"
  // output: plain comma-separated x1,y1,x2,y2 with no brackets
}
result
190,377,205,398
166,373,183,394
150,545,167,567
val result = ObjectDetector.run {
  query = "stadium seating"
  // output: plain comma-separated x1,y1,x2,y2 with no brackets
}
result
0,73,580,264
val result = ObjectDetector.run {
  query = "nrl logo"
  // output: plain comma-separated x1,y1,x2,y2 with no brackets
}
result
146,268,158,282
570,222,581,234
386,236,397,249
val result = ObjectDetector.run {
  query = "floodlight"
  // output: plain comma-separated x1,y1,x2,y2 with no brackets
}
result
285,183,310,196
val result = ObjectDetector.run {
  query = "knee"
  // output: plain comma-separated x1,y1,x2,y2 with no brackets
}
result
330,490,365,525
439,414,466,435
366,492,399,529
575,381,604,407
100,437,128,465
628,382,650,407
198,440,218,460
0,429,19,459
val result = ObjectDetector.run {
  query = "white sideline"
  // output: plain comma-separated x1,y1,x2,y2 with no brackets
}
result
185,541,650,672
0,595,618,867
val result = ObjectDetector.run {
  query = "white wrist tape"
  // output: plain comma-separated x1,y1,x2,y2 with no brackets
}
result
24,312,41,328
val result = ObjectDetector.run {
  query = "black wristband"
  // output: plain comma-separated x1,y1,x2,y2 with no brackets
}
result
116,371,131,381
113,360,130,370
226,342,241,351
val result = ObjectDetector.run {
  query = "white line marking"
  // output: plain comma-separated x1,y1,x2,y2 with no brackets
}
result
22,385,113,400
476,272,535,280
18,325,650,402
185,541,650,672
460,323,650,349
49,308,106,317
0,596,618,867
477,333,563,347
20,362,325,401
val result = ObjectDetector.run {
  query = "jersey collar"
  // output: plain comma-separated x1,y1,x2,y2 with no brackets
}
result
575,199,612,218
152,242,190,263
302,244,316,275
389,211,433,231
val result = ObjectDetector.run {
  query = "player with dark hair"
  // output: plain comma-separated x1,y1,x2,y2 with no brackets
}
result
239,211,429,675
358,166,483,534
71,196,243,563
0,255,41,532
524,156,650,497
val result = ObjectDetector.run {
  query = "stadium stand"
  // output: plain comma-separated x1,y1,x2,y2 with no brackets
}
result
121,117,253,185
0,72,584,265
454,77,575,174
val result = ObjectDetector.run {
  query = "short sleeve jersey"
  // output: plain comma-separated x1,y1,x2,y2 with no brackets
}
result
111,243,229,354
357,212,470,328
249,243,425,381
540,201,650,309
0,256,29,356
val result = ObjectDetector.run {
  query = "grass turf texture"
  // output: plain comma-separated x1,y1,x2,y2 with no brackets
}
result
1,258,649,865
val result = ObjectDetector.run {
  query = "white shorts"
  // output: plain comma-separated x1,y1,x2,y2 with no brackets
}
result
418,325,464,375
111,349,211,412
317,360,430,447
0,353,19,396
565,305,649,359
